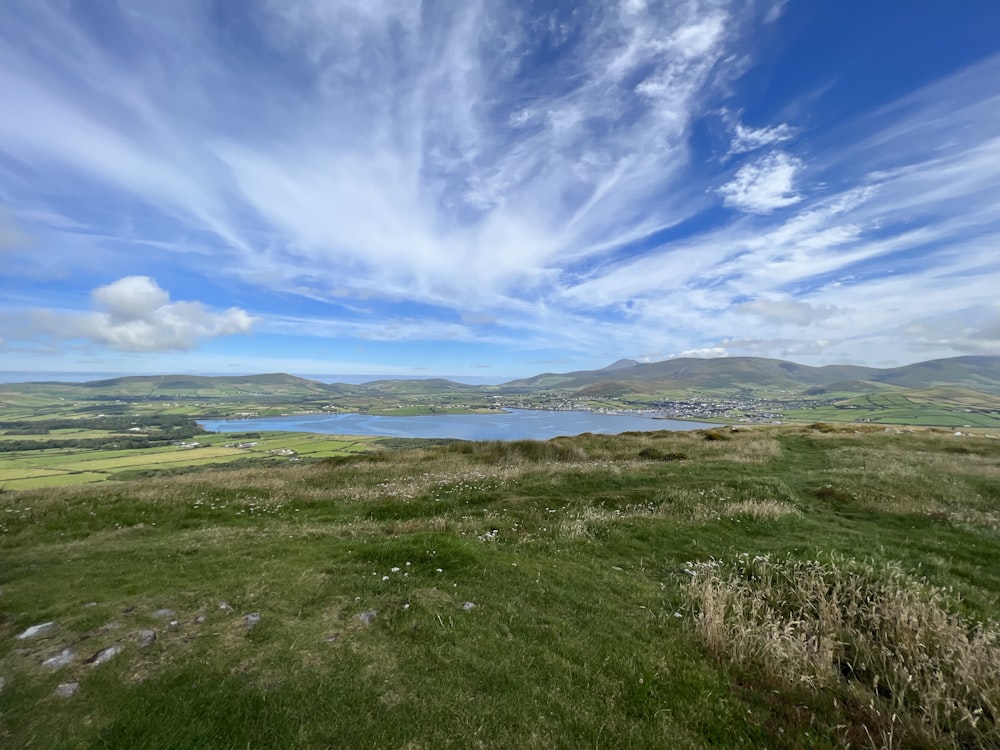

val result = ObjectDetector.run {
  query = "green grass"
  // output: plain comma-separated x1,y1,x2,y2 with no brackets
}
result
1,425,999,748
0,432,378,489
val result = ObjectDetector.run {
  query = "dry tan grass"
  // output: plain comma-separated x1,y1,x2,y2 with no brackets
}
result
683,554,1000,749
718,499,799,520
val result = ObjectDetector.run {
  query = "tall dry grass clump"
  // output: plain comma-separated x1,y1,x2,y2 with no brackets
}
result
682,554,1000,748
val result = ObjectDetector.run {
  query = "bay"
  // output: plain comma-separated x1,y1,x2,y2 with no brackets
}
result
198,409,717,441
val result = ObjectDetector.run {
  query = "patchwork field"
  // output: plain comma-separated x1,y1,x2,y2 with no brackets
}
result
0,432,377,491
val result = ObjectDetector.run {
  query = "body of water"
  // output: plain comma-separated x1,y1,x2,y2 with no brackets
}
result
198,409,717,441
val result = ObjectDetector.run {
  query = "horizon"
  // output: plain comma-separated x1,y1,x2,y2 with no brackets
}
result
2,2,999,375
1,351,996,388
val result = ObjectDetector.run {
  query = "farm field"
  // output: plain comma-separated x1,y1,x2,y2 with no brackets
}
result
783,390,1000,428
1,425,998,748
0,432,378,490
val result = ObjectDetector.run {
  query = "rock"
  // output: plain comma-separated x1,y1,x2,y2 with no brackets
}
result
17,622,58,640
193,615,207,624
243,612,261,630
219,601,234,612
88,644,123,666
137,630,156,648
83,601,98,608
55,682,79,698
167,620,180,631
461,601,476,611
356,610,378,625
151,609,176,619
42,648,76,670
322,635,338,643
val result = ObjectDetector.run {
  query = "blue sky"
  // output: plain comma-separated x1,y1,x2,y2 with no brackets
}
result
2,1,1000,381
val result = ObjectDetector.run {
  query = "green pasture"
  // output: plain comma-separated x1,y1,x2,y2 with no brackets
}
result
1,426,998,748
0,431,378,489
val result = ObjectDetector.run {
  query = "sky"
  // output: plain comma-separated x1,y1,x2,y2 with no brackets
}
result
2,1,1000,382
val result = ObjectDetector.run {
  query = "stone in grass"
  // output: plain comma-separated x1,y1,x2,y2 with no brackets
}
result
137,630,156,648
42,648,76,670
461,602,476,611
219,601,234,612
356,610,378,626
17,622,58,640
243,612,261,630
151,609,176,619
55,682,79,698
87,644,123,666
194,614,207,625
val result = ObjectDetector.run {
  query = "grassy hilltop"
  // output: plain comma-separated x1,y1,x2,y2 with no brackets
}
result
1,425,999,748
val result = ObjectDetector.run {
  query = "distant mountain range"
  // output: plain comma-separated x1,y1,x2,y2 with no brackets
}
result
2,355,999,398
502,355,1000,395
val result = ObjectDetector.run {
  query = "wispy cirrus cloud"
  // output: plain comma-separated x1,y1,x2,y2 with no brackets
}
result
724,113,796,157
0,2,998,373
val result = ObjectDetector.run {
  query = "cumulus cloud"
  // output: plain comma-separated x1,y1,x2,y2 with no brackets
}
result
84,277,255,351
670,346,729,359
718,151,804,213
2,277,255,353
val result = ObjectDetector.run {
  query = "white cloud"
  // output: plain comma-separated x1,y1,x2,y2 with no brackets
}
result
726,118,795,157
735,297,839,326
92,276,170,322
900,304,1000,356
718,151,803,213
3,277,255,353
1,6,999,370
670,346,729,359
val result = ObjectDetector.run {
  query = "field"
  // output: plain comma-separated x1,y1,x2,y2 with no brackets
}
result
784,390,1000,428
0,432,378,491
1,425,999,748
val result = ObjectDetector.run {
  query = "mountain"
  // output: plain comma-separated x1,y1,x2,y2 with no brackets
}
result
359,378,473,394
867,356,1000,391
598,359,640,372
2,356,998,399
501,356,1000,394
0,373,354,399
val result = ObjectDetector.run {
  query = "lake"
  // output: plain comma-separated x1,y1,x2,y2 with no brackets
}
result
198,409,718,441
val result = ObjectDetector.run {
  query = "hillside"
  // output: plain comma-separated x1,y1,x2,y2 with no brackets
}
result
0,373,355,400
3,355,998,399
2,426,998,748
502,355,1000,394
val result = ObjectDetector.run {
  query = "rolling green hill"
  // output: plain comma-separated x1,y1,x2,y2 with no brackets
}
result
2,426,999,748
0,373,357,400
502,355,1000,394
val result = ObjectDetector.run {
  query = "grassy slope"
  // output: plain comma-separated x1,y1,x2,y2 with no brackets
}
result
1,426,999,748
